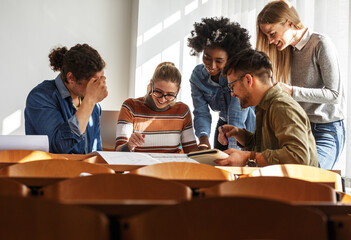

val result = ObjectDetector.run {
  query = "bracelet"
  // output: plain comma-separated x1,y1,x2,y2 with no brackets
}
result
247,151,257,167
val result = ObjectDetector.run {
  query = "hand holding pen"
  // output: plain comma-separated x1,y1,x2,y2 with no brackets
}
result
219,125,230,146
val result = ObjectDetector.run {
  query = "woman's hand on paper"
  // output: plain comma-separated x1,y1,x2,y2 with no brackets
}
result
128,132,145,151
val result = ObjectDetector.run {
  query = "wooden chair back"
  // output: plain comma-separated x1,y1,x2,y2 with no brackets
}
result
41,173,192,201
131,162,234,180
0,178,30,197
83,154,107,164
0,196,109,240
248,164,343,191
0,149,68,162
202,176,336,203
120,196,328,240
0,159,115,177
338,191,351,203
100,110,119,151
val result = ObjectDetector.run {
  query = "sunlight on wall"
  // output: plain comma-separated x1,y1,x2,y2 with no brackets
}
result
137,9,182,47
164,10,181,29
180,34,198,105
185,0,198,15
135,54,162,97
135,42,181,98
2,109,21,135
137,35,143,47
144,22,163,42
162,41,180,66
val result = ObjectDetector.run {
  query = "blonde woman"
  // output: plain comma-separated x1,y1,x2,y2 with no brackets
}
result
256,0,345,169
115,62,197,153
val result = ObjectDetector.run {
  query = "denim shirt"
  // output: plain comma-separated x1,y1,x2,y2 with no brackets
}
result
190,64,256,147
24,74,102,154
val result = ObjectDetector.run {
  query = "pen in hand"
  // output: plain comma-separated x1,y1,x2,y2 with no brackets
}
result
220,125,229,145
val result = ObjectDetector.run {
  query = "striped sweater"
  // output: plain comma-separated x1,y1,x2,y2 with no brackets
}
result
115,97,198,153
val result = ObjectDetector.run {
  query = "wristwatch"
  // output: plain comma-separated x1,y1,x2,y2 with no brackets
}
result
247,151,257,167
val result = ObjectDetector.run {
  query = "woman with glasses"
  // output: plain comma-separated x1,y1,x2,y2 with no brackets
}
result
115,62,198,153
187,17,255,151
256,0,345,169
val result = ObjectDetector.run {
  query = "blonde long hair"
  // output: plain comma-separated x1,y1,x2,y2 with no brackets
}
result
145,62,181,105
256,0,304,83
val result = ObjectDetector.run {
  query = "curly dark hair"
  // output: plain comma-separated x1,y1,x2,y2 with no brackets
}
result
49,43,105,83
187,17,252,57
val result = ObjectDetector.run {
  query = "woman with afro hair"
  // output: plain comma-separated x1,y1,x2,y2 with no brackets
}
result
188,17,255,151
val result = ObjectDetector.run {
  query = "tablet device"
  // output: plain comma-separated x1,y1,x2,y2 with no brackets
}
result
187,149,229,166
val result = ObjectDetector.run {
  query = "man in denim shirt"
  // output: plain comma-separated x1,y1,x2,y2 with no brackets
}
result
188,17,255,150
25,44,108,154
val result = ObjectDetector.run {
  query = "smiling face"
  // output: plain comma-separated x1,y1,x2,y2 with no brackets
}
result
202,47,228,80
227,70,251,109
260,21,296,51
151,80,179,109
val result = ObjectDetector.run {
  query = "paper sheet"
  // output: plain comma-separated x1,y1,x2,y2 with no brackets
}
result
96,151,162,165
0,135,49,152
96,151,199,165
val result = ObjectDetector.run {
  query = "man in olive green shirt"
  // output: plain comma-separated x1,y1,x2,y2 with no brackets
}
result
215,49,318,167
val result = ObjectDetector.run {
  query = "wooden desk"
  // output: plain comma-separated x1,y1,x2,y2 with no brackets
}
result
62,199,351,240
216,166,260,175
0,176,227,190
58,154,89,161
295,203,351,240
329,215,351,240
0,176,66,188
60,199,179,217
95,163,260,175
174,179,227,189
61,198,181,239
295,202,351,216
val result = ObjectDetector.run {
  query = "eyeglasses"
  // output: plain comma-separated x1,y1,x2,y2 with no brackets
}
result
227,74,247,92
152,89,177,102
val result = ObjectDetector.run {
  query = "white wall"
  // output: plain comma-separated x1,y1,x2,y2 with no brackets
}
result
135,0,221,104
134,0,223,144
0,0,135,135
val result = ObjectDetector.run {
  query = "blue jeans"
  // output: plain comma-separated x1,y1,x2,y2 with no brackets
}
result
214,118,242,151
214,118,229,151
311,120,345,169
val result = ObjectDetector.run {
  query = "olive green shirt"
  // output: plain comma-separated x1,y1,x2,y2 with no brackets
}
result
240,84,318,166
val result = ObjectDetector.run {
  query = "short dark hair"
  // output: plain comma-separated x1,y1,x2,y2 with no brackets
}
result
187,17,251,57
48,43,105,83
223,49,273,84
